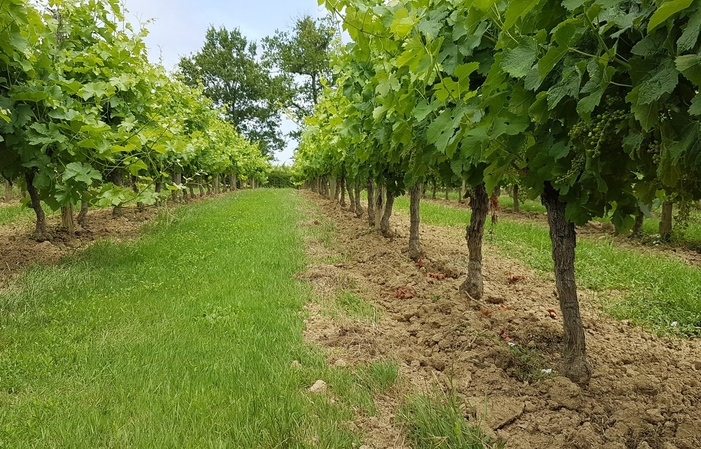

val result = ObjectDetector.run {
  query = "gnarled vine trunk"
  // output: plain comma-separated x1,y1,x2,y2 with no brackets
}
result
366,178,375,228
354,184,363,218
408,183,422,260
374,185,384,229
172,169,182,203
339,172,346,207
380,190,394,238
459,179,466,204
25,171,49,241
542,182,591,386
230,173,237,191
61,204,76,235
112,170,125,217
630,208,644,238
329,178,337,203
460,183,488,300
512,184,520,213
659,202,673,240
346,181,356,214
4,180,12,202
77,200,89,228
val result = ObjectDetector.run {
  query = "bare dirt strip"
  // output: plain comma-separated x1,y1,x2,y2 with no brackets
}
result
298,190,701,449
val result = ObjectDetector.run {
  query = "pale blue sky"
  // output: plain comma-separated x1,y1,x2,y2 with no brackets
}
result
121,0,328,164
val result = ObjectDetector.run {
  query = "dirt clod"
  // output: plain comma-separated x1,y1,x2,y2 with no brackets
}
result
296,192,701,449
309,380,328,394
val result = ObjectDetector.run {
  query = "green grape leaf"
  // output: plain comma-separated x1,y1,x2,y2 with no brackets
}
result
689,93,701,115
504,0,542,30
538,45,568,80
501,44,537,78
127,159,149,176
427,110,454,154
562,0,586,10
391,8,416,38
677,7,701,52
636,60,678,104
676,54,701,84
631,100,659,131
648,0,693,33
63,162,102,185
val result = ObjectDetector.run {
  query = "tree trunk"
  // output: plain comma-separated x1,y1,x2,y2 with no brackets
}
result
432,179,437,199
61,203,76,235
366,178,375,228
459,179,466,204
77,200,89,228
380,190,395,238
659,202,673,240
460,183,488,300
3,180,12,202
132,176,144,210
408,183,423,260
339,172,346,207
230,173,237,191
25,171,49,241
374,185,384,229
512,184,520,213
630,208,645,238
346,181,356,214
332,178,340,203
214,175,221,194
542,182,591,386
354,184,364,219
113,170,125,217
189,184,195,200
445,187,450,201
172,169,182,203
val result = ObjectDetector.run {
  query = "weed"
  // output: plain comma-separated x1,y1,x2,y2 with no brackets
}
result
399,385,504,449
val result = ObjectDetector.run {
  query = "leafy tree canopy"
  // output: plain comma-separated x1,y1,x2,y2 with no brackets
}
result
178,26,289,156
263,15,336,126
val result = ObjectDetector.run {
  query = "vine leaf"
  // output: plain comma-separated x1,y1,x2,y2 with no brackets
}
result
648,0,694,32
501,44,536,78
676,54,701,84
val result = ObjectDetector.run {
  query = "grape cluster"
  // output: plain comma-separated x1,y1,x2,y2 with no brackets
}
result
646,140,661,165
569,108,627,158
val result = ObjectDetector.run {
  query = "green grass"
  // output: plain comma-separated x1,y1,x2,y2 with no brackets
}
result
399,387,502,449
0,189,393,448
394,196,701,336
0,203,36,226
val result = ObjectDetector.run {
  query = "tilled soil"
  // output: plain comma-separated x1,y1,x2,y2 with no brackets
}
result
0,204,161,290
298,191,701,449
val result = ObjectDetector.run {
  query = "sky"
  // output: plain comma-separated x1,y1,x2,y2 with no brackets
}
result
120,0,328,165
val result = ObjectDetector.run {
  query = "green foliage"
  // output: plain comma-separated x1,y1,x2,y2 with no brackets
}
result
399,387,501,449
263,16,337,124
0,0,271,231
296,0,701,236
178,27,289,155
266,165,295,188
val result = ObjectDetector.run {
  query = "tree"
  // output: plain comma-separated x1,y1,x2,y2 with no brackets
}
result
263,15,336,125
178,27,288,156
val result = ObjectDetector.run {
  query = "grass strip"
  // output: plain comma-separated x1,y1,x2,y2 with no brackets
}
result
0,189,370,448
394,197,701,337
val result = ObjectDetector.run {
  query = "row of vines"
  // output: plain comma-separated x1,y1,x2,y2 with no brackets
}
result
293,0,701,385
0,0,270,240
